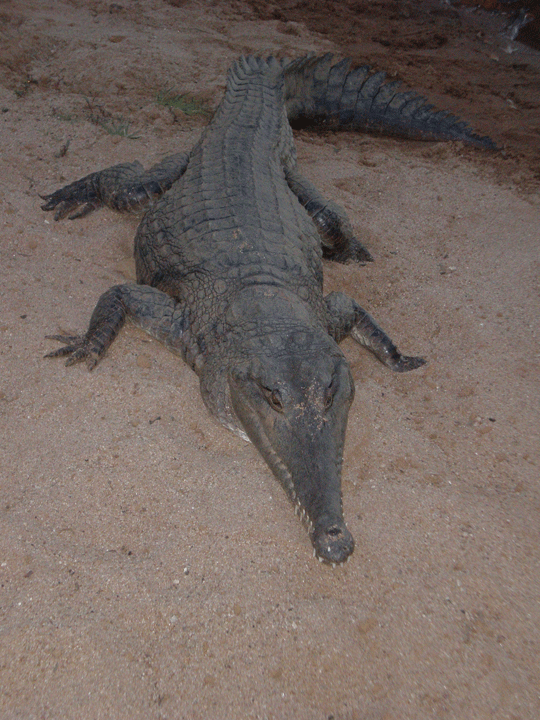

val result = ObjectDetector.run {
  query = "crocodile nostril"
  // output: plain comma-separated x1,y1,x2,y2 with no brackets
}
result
327,526,343,537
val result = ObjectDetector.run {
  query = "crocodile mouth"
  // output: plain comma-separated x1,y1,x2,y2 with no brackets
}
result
227,356,355,565
240,412,355,565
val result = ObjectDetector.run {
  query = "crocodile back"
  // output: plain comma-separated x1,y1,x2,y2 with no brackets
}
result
134,56,324,327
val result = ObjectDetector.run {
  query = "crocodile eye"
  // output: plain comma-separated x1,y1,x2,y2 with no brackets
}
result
260,385,283,412
324,375,338,410
268,390,283,412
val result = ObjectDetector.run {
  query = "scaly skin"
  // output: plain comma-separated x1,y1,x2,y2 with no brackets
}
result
41,55,492,563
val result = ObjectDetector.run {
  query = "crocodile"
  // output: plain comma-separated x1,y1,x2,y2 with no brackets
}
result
41,54,494,564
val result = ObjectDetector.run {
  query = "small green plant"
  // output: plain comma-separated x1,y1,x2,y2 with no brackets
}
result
156,89,208,116
99,119,140,140
53,110,77,123
14,79,36,98
81,97,139,140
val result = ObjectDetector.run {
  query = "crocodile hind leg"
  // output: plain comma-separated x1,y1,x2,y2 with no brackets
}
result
325,291,425,372
46,284,190,370
285,167,373,263
41,153,190,220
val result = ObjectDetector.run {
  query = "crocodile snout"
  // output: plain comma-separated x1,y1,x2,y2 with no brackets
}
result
312,522,354,564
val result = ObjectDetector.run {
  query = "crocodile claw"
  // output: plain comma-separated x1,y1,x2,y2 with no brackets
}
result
41,193,102,221
45,334,98,369
40,171,102,221
391,355,426,372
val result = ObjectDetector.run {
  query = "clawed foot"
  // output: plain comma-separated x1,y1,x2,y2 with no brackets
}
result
41,192,102,221
351,239,373,264
390,354,426,373
323,237,373,265
40,173,102,221
45,334,99,370
348,310,426,373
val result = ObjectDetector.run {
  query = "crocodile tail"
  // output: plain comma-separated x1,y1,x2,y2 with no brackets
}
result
281,53,496,150
229,54,283,80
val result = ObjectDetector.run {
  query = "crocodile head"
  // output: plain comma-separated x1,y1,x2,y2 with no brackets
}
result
228,331,355,564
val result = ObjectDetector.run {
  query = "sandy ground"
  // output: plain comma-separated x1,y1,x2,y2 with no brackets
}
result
1,1,540,718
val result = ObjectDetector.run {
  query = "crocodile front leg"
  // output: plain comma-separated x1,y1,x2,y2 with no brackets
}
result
325,291,425,372
46,284,190,370
41,153,190,220
285,167,373,263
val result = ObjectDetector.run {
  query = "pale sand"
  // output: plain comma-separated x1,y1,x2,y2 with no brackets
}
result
1,1,539,718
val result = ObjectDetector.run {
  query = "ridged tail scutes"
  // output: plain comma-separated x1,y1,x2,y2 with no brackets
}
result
228,54,284,86
281,52,496,150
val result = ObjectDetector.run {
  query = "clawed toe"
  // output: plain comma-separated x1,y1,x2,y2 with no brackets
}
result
42,199,99,221
65,201,101,220
44,334,88,364
45,334,81,343
392,355,426,373
40,177,102,220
